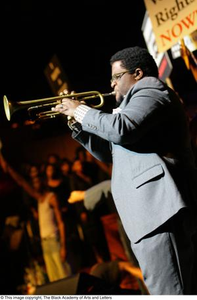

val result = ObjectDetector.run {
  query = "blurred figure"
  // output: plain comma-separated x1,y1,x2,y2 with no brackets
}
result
68,180,134,263
28,164,40,182
43,163,70,209
84,150,112,184
70,159,108,267
74,146,111,184
69,182,148,295
70,159,92,190
47,153,60,166
0,171,30,294
59,157,85,274
0,153,71,283
90,259,148,295
60,158,72,179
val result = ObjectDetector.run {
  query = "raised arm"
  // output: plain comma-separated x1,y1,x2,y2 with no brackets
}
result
0,153,40,200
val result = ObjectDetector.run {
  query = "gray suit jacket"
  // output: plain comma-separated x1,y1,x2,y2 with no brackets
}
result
72,77,197,243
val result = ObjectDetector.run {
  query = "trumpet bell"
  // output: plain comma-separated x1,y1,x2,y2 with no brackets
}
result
3,95,11,121
3,95,33,121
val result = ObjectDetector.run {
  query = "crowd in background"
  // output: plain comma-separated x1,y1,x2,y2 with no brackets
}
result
0,146,116,294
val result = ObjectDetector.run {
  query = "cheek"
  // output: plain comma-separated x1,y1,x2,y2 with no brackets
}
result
118,82,129,97
122,80,135,95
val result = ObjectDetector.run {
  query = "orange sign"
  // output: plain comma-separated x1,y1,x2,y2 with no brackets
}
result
143,0,197,52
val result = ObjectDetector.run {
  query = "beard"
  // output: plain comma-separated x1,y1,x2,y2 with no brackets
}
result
115,94,124,107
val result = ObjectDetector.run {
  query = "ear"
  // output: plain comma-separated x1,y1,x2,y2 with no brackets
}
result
134,68,143,80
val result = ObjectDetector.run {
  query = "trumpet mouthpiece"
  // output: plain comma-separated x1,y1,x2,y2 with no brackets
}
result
102,91,116,97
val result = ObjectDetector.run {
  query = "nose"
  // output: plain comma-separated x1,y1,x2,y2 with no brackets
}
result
111,81,116,88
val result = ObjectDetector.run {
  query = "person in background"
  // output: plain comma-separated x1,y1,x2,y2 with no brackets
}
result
60,158,72,179
43,163,70,211
59,157,85,274
70,158,92,191
0,152,71,283
68,180,139,269
89,259,149,295
52,46,197,295
74,146,111,184
47,153,60,166
84,150,112,184
70,158,108,266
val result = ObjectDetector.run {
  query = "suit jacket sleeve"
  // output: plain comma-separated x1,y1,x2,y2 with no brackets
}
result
78,82,170,145
72,127,112,163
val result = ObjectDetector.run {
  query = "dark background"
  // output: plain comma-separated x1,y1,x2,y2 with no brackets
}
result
1,1,147,110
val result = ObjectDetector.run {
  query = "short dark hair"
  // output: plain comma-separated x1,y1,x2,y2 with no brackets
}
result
110,46,159,77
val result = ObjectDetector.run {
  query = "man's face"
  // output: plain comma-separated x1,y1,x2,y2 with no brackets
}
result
110,61,137,106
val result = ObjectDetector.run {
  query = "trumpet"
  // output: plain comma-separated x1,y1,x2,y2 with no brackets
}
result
3,91,115,121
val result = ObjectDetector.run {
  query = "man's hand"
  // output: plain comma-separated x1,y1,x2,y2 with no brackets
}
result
52,89,82,118
52,98,82,117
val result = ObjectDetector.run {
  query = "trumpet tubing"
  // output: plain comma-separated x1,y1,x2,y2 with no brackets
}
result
3,91,115,121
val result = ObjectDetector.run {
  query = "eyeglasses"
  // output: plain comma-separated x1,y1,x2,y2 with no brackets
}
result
110,71,129,84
